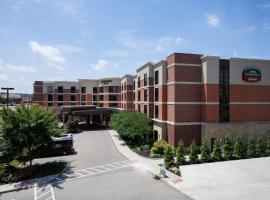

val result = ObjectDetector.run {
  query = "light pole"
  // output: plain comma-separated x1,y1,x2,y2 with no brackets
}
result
1,87,14,108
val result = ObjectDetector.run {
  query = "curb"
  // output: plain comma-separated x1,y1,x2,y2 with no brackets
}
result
0,161,70,194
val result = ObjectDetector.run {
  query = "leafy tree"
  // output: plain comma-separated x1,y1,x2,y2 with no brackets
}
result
200,140,211,162
247,137,256,158
233,137,245,159
0,95,5,104
255,138,265,157
0,105,63,166
176,140,185,165
189,141,198,164
164,145,174,169
110,111,152,145
266,138,270,156
223,134,234,160
211,139,222,161
150,140,168,156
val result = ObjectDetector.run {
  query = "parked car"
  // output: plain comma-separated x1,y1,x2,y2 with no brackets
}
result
52,133,75,155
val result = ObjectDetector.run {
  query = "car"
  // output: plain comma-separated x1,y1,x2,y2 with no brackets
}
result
52,133,75,155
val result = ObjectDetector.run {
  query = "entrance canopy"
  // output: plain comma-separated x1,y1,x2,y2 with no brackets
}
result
59,105,120,116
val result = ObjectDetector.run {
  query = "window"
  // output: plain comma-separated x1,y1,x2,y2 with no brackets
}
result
81,87,86,93
81,103,86,105
99,87,103,93
133,92,135,101
137,77,140,88
58,86,63,93
71,103,76,106
121,84,123,91
109,95,117,101
93,102,98,106
155,88,159,101
144,89,147,101
58,95,63,101
99,103,103,107
48,103,53,107
99,95,104,101
124,82,127,90
133,81,136,90
138,91,141,101
155,105,159,118
81,95,86,101
93,87,98,93
47,86,53,94
48,94,53,101
109,103,118,107
219,59,230,122
144,105,147,114
155,70,159,85
93,95,98,101
71,86,76,93
144,73,147,86
58,103,63,106
109,86,118,93
70,95,76,101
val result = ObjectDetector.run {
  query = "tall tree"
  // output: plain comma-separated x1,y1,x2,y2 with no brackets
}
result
223,134,233,160
211,139,222,161
233,137,245,159
176,140,185,166
200,140,211,162
247,137,256,158
0,105,63,166
189,141,198,164
164,145,174,169
255,138,265,157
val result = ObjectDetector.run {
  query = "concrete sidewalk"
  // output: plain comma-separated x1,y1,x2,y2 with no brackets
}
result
108,130,184,189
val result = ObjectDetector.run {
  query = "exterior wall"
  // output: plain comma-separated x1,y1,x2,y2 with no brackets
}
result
202,121,270,145
121,75,134,110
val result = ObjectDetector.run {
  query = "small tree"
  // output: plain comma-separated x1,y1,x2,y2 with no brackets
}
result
233,137,244,159
223,134,233,160
211,139,222,161
247,137,256,158
266,138,270,156
164,145,174,169
176,140,185,166
255,138,265,157
189,141,198,164
200,140,211,162
150,140,168,157
0,105,63,166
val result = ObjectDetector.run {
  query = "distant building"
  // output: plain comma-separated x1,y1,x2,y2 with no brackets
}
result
32,52,270,147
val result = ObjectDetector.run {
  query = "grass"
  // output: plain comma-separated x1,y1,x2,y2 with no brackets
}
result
0,161,67,184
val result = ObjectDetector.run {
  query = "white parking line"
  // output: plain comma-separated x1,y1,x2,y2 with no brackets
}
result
34,185,55,200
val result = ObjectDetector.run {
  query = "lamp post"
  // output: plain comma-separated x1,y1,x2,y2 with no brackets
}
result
1,87,14,108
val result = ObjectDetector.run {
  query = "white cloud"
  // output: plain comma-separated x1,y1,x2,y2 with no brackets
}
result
89,59,108,72
6,64,37,73
155,36,185,52
0,74,8,81
55,44,82,54
29,41,66,63
204,13,219,27
104,49,130,57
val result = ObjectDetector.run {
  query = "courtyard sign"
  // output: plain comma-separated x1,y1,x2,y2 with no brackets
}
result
242,69,261,82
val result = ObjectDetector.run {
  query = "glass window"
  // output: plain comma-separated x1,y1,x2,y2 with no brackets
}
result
48,94,53,101
155,70,159,85
133,81,136,90
93,87,98,93
58,103,63,106
155,105,159,118
93,95,98,101
99,87,103,93
137,77,140,88
144,89,147,101
109,95,117,101
109,103,118,107
70,86,76,93
99,95,104,101
47,86,53,94
155,88,159,102
81,95,86,101
58,95,63,101
138,91,141,101
144,105,147,114
70,95,76,101
48,103,53,107
81,87,86,93
144,73,147,86
58,86,63,93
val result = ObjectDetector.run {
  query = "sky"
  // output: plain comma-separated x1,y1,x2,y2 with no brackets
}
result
0,0,270,93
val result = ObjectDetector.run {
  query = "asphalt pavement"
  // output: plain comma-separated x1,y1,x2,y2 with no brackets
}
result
0,129,192,200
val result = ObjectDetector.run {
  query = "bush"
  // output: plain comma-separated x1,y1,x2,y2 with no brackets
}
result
211,139,222,161
200,140,211,162
255,138,265,157
266,138,270,156
233,137,244,159
164,145,174,169
110,111,152,146
150,140,169,157
189,141,198,164
223,134,233,160
247,137,256,158
176,140,185,166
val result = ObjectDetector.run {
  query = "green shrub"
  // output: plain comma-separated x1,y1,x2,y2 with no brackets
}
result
247,137,256,158
211,139,222,161
233,137,244,159
164,145,174,169
176,140,185,166
189,141,198,164
150,140,169,157
223,134,233,160
200,140,211,162
266,138,270,156
256,138,265,157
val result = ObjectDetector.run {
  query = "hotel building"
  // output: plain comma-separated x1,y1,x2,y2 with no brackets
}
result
32,52,270,147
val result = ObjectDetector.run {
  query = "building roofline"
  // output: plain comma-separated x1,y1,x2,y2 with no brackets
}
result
136,61,155,72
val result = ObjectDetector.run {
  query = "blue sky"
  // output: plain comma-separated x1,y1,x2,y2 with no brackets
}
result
0,0,270,93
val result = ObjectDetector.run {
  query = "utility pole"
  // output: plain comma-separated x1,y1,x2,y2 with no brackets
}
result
1,87,14,108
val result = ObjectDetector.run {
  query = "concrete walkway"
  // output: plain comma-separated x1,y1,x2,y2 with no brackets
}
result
108,130,184,189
